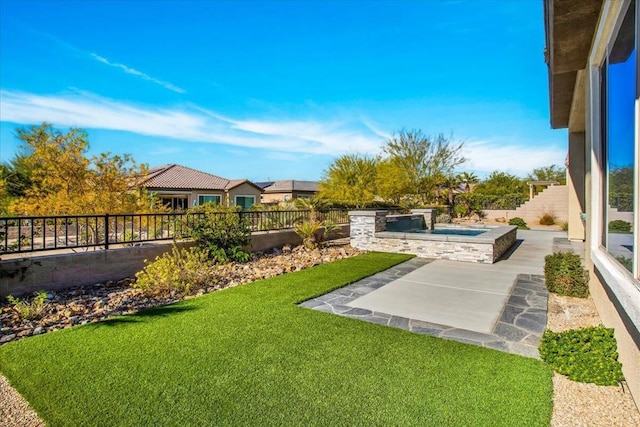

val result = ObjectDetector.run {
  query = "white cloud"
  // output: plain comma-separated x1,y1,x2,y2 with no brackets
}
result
0,90,566,173
464,139,566,177
89,54,186,94
0,90,384,156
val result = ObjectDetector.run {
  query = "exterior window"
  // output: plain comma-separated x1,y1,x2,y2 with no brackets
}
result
161,197,187,211
235,196,255,210
601,0,637,274
198,195,221,205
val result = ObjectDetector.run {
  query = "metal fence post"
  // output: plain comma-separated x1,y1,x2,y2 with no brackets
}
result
104,213,110,250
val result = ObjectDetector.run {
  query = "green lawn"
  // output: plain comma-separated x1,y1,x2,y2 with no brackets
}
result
0,253,553,426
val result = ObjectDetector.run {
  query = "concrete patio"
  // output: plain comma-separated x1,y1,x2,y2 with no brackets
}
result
300,230,565,358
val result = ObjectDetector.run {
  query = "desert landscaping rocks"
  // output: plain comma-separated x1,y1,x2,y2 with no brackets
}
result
1,244,638,425
0,243,361,345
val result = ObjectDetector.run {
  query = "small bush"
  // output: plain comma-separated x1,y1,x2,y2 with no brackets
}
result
294,219,342,250
436,213,451,224
559,221,568,232
294,221,322,249
7,291,48,320
539,212,556,226
608,220,632,233
181,205,251,263
544,252,589,297
539,326,624,386
508,217,529,230
134,246,212,297
454,204,469,218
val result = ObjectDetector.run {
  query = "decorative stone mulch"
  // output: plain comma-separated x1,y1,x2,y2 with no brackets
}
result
0,243,361,345
300,259,548,358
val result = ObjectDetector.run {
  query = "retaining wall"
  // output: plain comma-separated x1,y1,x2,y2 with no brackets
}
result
0,225,349,297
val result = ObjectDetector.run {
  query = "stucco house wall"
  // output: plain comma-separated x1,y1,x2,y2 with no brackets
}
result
227,182,263,208
545,0,640,406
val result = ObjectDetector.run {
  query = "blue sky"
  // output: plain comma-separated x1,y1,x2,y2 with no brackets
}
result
0,0,566,182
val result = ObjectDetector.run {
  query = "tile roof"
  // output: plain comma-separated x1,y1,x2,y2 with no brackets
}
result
262,180,319,193
140,164,230,190
225,179,264,192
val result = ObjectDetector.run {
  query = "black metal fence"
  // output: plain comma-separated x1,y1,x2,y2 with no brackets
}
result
0,209,350,255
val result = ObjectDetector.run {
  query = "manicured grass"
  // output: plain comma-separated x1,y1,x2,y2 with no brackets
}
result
0,253,553,426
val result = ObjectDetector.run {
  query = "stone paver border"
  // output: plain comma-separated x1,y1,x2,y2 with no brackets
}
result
299,258,548,358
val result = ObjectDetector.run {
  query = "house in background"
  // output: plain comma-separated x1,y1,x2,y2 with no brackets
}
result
544,0,639,403
139,164,263,210
256,180,319,204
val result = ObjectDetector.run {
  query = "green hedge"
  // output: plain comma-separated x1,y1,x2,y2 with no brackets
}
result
508,217,529,230
539,326,624,386
544,252,589,297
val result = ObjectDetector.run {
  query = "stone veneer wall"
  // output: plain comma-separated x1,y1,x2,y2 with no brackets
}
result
349,210,516,264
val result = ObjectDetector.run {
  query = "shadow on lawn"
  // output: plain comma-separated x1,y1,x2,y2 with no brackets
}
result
87,305,198,328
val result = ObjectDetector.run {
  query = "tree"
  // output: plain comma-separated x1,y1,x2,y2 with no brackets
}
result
318,154,378,208
375,158,411,205
0,152,34,198
380,130,466,204
474,171,528,196
457,171,478,192
471,171,529,210
609,166,633,211
8,123,156,216
527,164,566,185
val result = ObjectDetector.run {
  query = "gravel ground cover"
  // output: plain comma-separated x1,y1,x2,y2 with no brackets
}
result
548,293,640,426
0,243,359,345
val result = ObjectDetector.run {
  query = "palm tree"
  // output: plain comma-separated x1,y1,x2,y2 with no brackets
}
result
457,171,479,193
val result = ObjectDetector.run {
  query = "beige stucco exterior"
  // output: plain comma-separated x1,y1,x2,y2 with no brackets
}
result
567,132,586,241
226,182,263,208
148,183,262,209
545,0,640,406
261,191,315,204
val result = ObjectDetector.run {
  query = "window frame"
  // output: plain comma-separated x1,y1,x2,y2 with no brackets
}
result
589,0,640,283
234,195,256,209
197,194,222,206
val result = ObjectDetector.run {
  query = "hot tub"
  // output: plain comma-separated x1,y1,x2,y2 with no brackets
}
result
349,210,517,263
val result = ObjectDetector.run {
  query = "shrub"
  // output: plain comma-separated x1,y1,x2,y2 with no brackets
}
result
608,220,632,233
322,219,342,241
181,205,251,263
560,221,569,232
294,219,342,250
7,291,48,320
134,246,212,297
539,212,556,226
508,217,529,230
544,252,589,297
436,213,451,224
454,204,468,218
294,221,322,249
539,326,624,386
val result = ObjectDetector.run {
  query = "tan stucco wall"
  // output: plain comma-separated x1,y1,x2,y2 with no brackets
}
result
567,132,586,240
261,193,291,203
226,183,262,207
260,191,315,204
577,2,639,407
589,268,640,404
